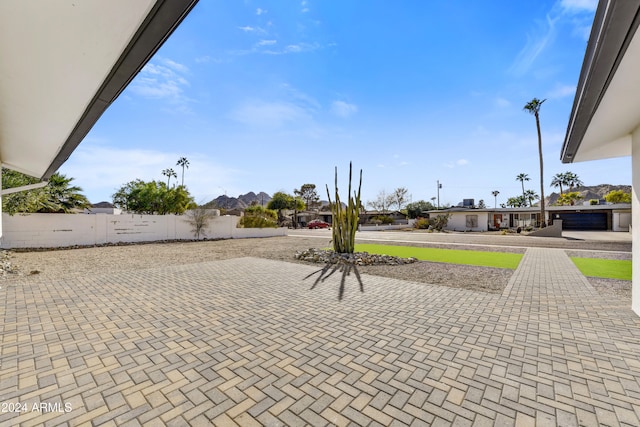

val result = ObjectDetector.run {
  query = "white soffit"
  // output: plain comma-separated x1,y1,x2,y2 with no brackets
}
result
0,0,156,178
574,26,640,162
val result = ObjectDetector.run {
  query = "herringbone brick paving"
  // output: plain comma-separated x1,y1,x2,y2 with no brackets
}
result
1,248,639,426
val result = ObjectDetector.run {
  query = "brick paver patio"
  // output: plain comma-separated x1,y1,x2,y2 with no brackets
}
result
1,248,640,426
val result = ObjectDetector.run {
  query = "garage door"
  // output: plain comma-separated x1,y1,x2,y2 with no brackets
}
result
557,212,608,230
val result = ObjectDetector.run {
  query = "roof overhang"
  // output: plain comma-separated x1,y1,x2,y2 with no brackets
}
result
561,0,640,163
0,0,198,180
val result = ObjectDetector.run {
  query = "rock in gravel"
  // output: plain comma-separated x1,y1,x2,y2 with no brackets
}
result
295,248,417,266
0,250,19,277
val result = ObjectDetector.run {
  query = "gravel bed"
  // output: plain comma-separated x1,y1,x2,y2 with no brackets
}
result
1,236,513,294
587,277,632,300
565,250,631,260
0,235,631,301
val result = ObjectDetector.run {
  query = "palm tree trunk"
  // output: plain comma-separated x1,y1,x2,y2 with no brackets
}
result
536,113,546,226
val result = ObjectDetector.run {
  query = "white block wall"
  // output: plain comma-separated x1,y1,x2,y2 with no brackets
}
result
0,213,285,249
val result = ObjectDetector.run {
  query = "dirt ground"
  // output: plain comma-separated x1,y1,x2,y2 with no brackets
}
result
1,235,631,301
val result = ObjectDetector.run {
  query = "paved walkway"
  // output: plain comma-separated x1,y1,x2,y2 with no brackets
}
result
1,249,639,426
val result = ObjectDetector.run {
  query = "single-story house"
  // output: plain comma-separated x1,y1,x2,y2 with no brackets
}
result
560,0,640,314
304,210,408,227
426,204,631,232
84,202,122,215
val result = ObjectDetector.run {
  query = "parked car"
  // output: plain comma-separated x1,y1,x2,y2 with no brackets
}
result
308,219,330,229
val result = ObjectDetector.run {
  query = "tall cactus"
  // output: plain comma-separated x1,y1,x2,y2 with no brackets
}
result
326,162,362,253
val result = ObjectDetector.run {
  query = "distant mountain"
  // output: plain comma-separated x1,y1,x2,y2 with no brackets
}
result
203,192,272,210
545,184,631,205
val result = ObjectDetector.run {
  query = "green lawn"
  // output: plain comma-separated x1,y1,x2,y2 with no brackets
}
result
354,244,523,269
571,257,632,281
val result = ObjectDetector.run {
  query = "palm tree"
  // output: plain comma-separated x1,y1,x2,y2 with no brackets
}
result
491,190,500,208
564,171,583,192
524,98,546,227
40,173,91,213
524,189,539,207
162,168,177,187
551,172,566,196
516,173,530,204
177,157,189,187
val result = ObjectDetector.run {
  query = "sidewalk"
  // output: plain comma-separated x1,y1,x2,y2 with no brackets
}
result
1,249,639,425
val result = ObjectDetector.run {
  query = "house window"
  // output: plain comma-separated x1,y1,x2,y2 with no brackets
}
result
466,215,478,228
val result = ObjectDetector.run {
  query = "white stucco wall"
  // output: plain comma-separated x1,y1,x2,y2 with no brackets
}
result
632,125,640,315
613,211,632,232
0,212,285,249
445,212,490,232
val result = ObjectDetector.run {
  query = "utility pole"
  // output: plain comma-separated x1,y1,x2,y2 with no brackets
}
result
437,181,442,209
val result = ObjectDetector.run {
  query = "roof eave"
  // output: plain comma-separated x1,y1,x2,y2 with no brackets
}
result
561,0,640,164
41,0,199,180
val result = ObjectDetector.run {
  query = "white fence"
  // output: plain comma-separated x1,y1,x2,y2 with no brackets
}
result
0,212,285,249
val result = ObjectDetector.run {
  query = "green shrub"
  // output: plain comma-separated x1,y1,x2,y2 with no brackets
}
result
589,199,599,205
239,205,278,228
430,214,451,231
371,215,394,225
414,217,430,229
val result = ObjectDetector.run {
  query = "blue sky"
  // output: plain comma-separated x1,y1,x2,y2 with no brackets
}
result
61,0,631,207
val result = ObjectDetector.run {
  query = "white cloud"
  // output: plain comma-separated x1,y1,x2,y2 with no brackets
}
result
256,8,266,15
257,39,277,46
509,14,558,76
495,97,511,108
547,84,576,99
161,58,189,73
559,0,597,13
229,100,311,127
331,100,358,118
60,144,243,204
128,58,190,108
444,159,470,169
261,42,321,55
238,26,266,34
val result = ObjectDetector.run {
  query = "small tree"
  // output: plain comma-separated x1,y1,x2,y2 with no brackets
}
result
389,187,409,211
555,191,583,206
239,205,278,228
605,190,631,204
478,199,486,209
294,184,320,210
406,200,436,219
186,205,217,239
267,191,303,226
112,179,194,214
367,190,392,213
